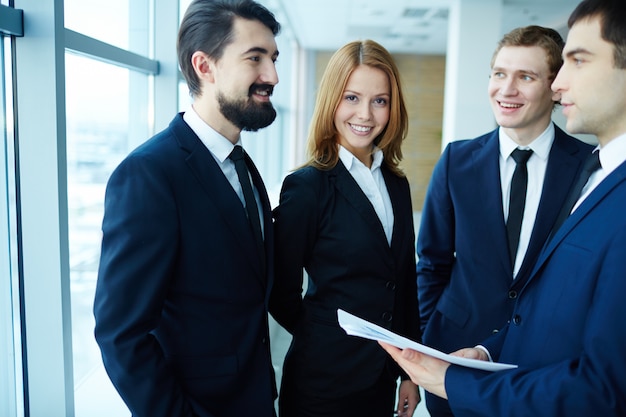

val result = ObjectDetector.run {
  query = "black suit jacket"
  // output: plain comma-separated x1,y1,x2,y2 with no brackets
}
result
270,161,420,397
94,113,276,417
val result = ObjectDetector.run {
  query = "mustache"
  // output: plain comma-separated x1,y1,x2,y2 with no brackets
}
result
248,83,274,97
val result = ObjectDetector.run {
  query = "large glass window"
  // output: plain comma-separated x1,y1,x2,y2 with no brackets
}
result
65,3,154,416
66,52,151,417
1,7,24,415
64,0,152,56
6,1,295,415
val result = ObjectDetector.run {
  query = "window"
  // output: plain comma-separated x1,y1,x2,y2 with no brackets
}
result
63,2,156,416
1,4,24,417
1,33,23,417
66,54,150,417
6,2,298,415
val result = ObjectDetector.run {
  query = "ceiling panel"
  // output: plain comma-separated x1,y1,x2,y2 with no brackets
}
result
273,0,581,54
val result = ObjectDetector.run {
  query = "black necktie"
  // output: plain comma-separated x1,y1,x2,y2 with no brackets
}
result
507,149,533,267
551,151,601,236
229,146,265,264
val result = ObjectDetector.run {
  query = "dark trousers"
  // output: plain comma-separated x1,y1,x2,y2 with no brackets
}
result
278,372,396,417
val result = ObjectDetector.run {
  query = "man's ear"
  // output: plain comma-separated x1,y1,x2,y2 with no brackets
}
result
191,51,215,84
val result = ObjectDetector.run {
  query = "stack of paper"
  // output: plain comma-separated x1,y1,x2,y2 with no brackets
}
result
337,309,517,372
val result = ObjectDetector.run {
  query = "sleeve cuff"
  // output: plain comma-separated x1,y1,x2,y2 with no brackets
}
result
474,345,493,362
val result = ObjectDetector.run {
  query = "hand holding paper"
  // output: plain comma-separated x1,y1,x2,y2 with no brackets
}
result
337,309,517,372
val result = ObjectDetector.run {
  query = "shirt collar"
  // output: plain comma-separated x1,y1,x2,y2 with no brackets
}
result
338,145,384,171
598,132,626,176
499,123,555,162
183,104,242,162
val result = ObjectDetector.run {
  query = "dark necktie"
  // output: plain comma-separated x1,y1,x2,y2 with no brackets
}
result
229,146,265,265
507,149,533,267
551,151,601,236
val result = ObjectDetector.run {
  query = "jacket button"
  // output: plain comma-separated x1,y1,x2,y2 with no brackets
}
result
508,290,518,299
382,311,393,322
492,329,499,334
386,281,396,291
513,315,521,325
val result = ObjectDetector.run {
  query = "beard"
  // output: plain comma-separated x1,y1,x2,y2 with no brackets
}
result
217,85,277,132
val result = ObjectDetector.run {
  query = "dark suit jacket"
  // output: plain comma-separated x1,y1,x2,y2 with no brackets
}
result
417,124,593,353
269,162,420,398
94,113,276,417
445,158,626,417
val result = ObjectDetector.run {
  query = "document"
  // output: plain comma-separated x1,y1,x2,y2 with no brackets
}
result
337,309,517,372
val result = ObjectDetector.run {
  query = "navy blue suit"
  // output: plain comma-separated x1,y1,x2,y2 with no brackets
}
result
94,113,276,417
445,158,626,416
269,162,420,415
417,125,593,415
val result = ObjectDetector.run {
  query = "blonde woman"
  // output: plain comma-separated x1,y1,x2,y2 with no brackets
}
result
270,40,421,417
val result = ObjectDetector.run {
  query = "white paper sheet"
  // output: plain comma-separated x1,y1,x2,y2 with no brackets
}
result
337,309,517,372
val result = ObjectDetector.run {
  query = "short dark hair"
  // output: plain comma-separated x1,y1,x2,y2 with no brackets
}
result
568,0,626,69
491,25,565,80
177,0,281,97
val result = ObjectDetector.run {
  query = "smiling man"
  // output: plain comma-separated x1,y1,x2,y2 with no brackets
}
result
93,1,281,417
384,0,626,415
416,25,593,417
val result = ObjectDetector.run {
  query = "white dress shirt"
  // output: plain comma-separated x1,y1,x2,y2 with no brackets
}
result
339,145,394,245
183,106,264,235
499,124,555,278
572,133,626,213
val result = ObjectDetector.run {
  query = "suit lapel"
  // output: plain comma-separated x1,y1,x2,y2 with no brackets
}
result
383,167,410,254
332,162,390,247
515,127,590,286
245,151,273,289
170,114,265,281
527,161,626,287
473,131,512,276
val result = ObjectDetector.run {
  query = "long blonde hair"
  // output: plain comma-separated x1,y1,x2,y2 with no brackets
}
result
305,40,408,176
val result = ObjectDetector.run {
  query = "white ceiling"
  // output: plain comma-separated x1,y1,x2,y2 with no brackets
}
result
269,0,582,54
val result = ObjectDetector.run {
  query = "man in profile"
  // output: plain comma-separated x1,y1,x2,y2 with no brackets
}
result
94,1,281,416
383,0,626,415
417,23,592,417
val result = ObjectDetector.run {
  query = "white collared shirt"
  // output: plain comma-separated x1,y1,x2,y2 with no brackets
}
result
183,106,264,235
338,145,394,245
499,123,555,277
573,132,626,212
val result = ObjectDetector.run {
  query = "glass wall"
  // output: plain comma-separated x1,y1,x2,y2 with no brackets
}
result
66,54,151,417
4,1,299,415
64,2,155,415
1,27,23,417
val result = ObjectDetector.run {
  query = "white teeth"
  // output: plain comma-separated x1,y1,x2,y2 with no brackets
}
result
500,102,522,109
350,124,372,132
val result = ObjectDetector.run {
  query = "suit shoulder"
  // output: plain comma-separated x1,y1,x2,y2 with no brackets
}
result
445,130,497,154
285,165,331,185
282,165,341,201
123,115,191,164
553,126,595,156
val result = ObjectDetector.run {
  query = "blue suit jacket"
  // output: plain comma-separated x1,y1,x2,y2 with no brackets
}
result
94,113,276,417
269,162,420,398
417,125,593,354
445,158,626,416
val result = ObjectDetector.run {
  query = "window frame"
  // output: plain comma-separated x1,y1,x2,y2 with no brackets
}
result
11,1,175,415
